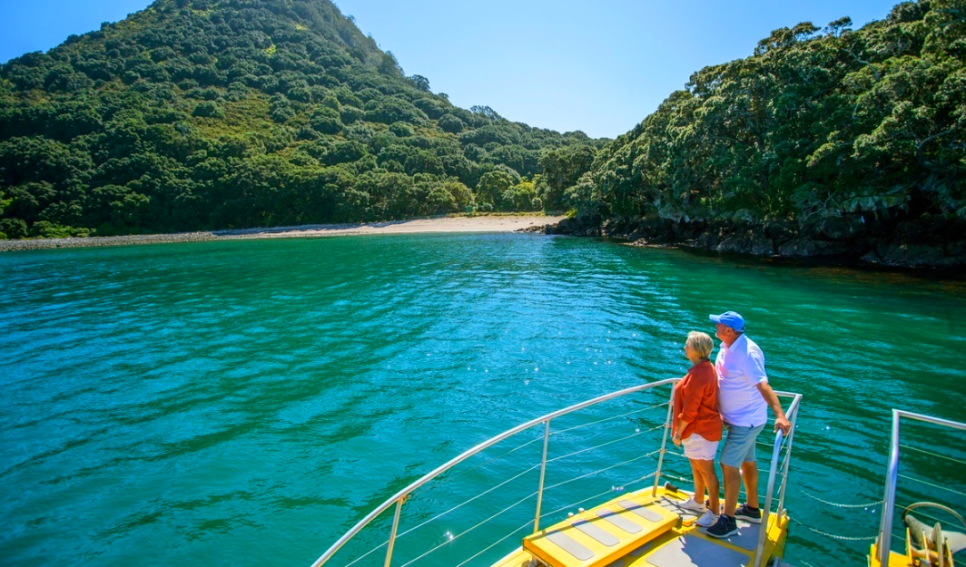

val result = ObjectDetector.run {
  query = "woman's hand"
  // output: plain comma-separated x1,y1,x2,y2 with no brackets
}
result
672,432,682,447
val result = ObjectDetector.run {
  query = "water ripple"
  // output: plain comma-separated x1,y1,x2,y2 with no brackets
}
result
1,235,965,566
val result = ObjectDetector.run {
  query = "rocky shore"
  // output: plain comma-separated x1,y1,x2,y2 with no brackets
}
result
542,214,966,270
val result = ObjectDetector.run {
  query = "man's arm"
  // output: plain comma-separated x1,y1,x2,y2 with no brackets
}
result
756,382,791,435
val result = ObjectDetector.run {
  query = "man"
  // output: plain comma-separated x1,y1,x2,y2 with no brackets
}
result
705,311,791,539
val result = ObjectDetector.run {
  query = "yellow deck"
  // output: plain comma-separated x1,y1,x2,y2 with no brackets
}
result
523,489,678,567
493,487,789,567
868,545,913,567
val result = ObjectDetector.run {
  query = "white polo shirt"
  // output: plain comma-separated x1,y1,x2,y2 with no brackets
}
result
715,333,768,427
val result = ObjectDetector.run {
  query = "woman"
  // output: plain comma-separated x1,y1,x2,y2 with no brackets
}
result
672,331,722,528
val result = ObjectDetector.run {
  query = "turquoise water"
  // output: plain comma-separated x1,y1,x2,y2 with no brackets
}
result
2,233,965,567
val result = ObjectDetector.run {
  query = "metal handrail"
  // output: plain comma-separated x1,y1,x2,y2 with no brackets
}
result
876,410,966,565
754,391,803,567
311,378,680,567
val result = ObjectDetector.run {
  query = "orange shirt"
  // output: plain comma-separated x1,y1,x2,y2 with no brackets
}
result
672,360,722,441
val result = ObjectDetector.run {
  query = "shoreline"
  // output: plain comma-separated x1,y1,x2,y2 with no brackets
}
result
0,215,564,253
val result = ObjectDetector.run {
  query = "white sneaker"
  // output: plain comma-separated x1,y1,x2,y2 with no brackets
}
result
679,498,706,512
696,509,718,528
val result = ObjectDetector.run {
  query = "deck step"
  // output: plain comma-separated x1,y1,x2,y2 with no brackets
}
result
523,492,679,567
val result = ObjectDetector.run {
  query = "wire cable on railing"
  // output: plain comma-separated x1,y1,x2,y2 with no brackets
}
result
659,471,768,507
434,435,543,488
660,472,691,486
452,519,533,567
788,528,902,561
399,463,539,537
900,444,966,468
539,472,658,520
898,474,966,498
344,537,390,567
546,425,664,465
398,491,538,567
801,492,885,509
787,516,878,541
550,402,668,437
343,463,541,567
542,450,661,493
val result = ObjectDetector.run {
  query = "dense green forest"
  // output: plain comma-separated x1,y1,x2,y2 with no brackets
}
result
569,0,965,265
0,0,604,239
2,0,963,265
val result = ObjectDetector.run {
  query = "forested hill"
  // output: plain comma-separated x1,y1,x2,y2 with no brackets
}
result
563,0,966,268
0,0,605,239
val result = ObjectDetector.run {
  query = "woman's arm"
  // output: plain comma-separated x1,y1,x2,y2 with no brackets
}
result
673,418,689,446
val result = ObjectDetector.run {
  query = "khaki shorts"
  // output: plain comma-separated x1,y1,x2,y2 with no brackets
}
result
721,422,765,468
682,433,719,461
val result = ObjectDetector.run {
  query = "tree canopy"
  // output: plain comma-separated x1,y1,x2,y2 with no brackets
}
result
0,0,605,239
578,0,965,232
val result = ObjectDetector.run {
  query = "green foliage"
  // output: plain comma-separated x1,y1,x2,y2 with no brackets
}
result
437,114,464,134
580,1,966,226
0,0,607,238
0,218,27,238
192,101,225,118
538,145,597,210
475,168,520,210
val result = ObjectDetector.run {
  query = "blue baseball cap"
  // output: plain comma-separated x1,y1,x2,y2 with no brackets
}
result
710,311,745,332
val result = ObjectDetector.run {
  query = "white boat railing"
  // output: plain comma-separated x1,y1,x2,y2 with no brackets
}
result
876,410,966,565
755,391,802,567
312,382,802,567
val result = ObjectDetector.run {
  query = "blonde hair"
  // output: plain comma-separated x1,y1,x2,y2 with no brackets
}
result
686,331,714,360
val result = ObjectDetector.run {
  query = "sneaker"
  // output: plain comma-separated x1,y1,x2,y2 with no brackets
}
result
734,504,762,524
696,509,718,528
706,514,738,538
678,498,705,513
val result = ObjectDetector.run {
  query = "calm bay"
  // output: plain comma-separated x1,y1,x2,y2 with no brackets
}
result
2,233,965,566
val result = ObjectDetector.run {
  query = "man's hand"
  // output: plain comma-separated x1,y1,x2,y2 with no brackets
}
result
757,382,791,436
774,416,791,436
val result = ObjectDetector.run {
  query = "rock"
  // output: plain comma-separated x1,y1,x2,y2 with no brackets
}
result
716,230,774,256
764,221,797,244
731,209,756,225
749,237,775,256
778,239,849,257
871,243,946,267
819,215,866,240
658,203,686,223
945,240,966,258
695,230,719,249
550,216,601,236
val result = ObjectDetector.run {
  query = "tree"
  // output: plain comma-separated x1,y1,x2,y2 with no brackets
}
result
475,169,519,209
409,74,430,92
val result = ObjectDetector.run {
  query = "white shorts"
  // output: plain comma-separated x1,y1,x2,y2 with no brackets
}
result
682,433,719,461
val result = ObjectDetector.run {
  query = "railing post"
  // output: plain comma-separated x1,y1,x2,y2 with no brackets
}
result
755,428,784,567
652,386,675,497
384,496,406,567
776,402,800,516
754,394,801,567
533,420,551,533
877,410,901,566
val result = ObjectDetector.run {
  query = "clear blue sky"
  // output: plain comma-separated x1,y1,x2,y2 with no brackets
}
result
0,0,901,138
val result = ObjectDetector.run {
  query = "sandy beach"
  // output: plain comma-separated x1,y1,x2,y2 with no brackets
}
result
0,215,565,253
